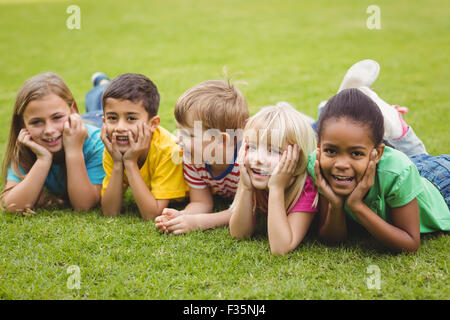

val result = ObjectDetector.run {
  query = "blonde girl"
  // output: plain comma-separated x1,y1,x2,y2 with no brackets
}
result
1,73,105,213
229,102,318,255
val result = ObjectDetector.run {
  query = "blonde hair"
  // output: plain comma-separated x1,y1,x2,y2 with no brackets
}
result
174,79,249,132
230,102,317,214
1,73,76,187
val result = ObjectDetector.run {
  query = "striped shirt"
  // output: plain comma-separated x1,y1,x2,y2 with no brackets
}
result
183,161,240,198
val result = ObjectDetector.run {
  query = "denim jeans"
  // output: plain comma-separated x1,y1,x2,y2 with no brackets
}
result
410,153,450,209
81,83,108,128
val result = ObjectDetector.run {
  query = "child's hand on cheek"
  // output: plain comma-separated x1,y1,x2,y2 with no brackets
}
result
268,144,299,191
123,122,152,164
314,148,344,208
18,128,52,161
346,149,377,211
63,114,87,153
101,124,123,163
238,141,254,191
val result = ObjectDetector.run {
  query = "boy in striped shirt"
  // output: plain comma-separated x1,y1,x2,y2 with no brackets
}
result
155,79,249,234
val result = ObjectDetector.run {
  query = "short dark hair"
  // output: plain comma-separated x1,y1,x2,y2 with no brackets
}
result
317,88,384,146
102,73,160,118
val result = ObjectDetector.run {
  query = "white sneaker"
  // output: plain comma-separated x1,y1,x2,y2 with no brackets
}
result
91,72,110,87
357,86,403,140
338,59,380,92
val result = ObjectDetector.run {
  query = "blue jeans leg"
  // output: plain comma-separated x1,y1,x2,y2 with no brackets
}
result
410,153,450,210
85,83,107,113
82,83,108,128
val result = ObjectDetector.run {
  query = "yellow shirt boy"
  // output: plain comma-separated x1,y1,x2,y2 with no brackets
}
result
102,126,188,200
100,73,188,220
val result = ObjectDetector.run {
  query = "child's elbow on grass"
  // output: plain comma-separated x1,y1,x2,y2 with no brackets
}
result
101,204,121,217
72,201,98,212
318,232,347,246
396,242,420,254
2,198,33,214
4,203,26,214
270,246,290,256
230,228,251,240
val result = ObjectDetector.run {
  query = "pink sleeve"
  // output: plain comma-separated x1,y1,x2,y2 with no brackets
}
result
288,176,318,213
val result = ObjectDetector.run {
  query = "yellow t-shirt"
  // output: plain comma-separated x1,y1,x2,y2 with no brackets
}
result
102,126,189,199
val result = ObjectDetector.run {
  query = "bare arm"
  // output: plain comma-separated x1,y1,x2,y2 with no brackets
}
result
100,124,125,217
349,199,421,252
267,187,315,255
182,187,214,214
124,160,169,220
3,129,53,212
317,195,348,244
2,159,51,212
345,150,420,252
314,148,348,244
101,161,124,217
229,140,257,239
229,187,255,239
65,151,102,210
63,115,102,210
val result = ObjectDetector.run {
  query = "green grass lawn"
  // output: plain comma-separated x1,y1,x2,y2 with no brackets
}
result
0,0,449,300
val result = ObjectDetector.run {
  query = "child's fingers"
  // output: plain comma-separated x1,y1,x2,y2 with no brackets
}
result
101,127,113,150
314,160,324,189
155,221,168,232
287,144,299,172
111,132,118,147
143,123,152,145
164,217,183,231
100,124,106,138
128,130,137,147
172,229,187,236
64,119,71,134
371,149,378,161
17,129,28,144
364,159,376,188
282,145,292,171
278,148,288,172
162,208,180,217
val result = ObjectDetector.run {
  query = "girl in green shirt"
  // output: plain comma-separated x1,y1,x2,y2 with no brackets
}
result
310,88,449,253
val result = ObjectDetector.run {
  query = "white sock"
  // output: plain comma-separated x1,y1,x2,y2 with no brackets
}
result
357,87,403,140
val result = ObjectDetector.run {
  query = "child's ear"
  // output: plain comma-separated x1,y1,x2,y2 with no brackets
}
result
70,101,79,114
148,115,160,132
374,143,385,164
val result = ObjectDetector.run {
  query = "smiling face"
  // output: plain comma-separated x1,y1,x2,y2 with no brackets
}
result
244,137,283,190
103,98,151,154
22,93,73,154
319,117,383,197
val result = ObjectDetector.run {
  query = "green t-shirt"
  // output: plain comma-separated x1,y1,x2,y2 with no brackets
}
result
307,147,450,233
